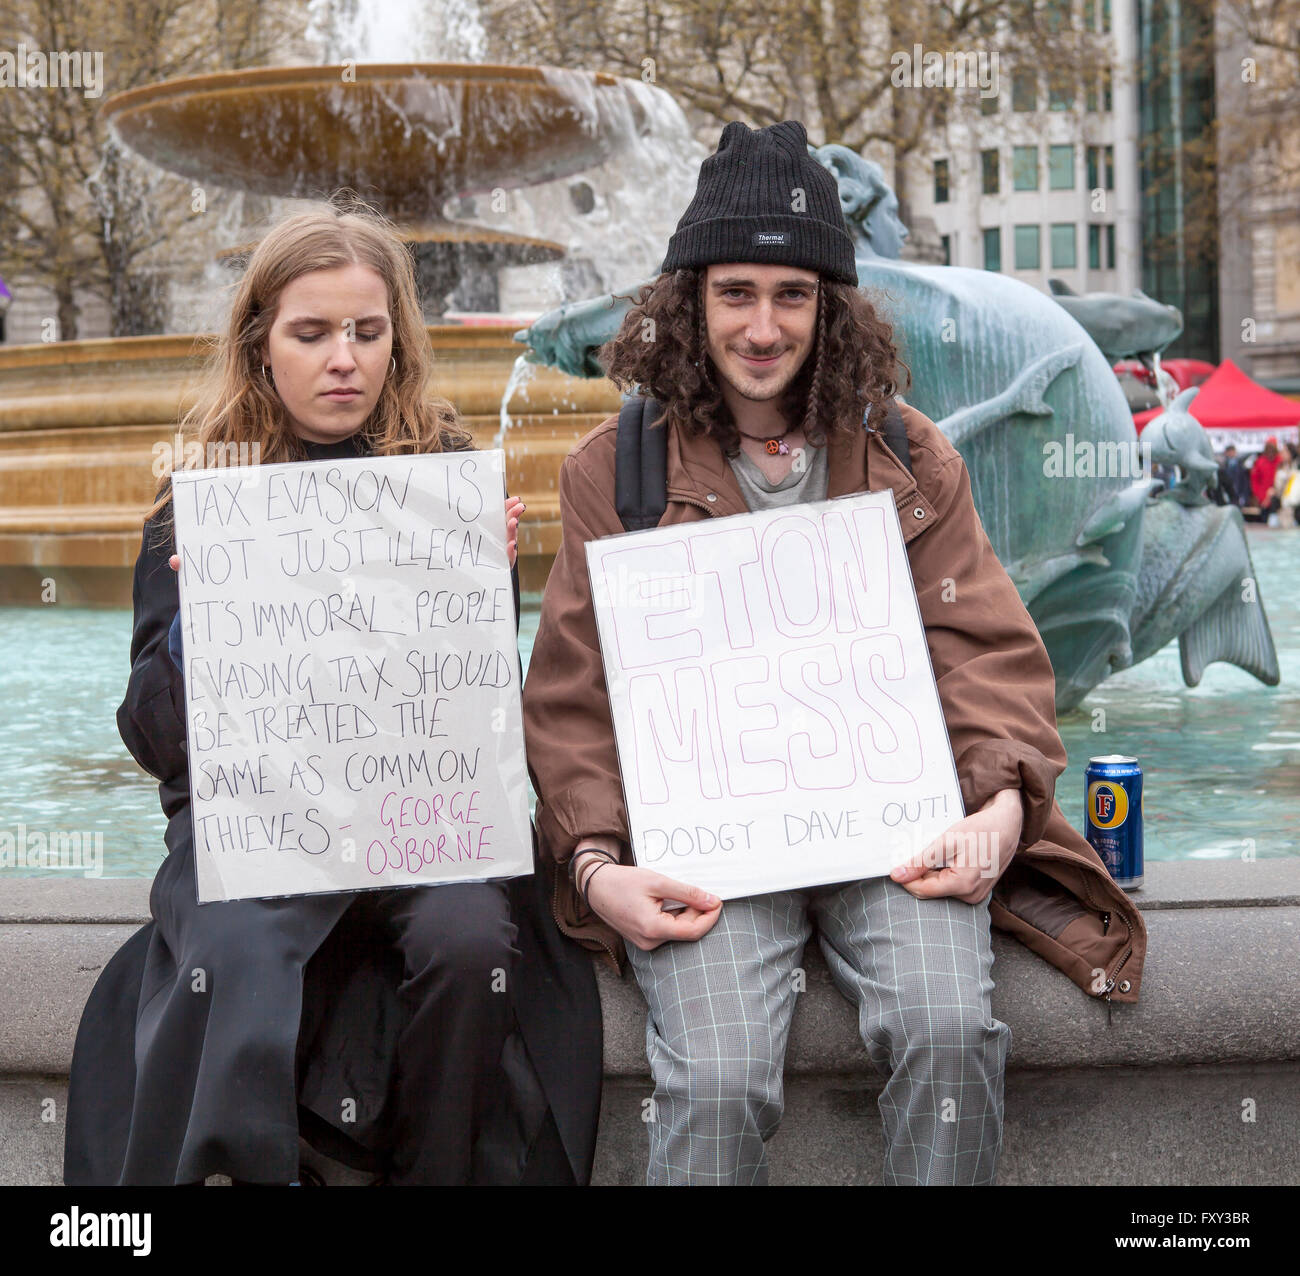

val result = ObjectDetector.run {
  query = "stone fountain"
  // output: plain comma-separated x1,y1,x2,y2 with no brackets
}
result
101,63,635,318
0,60,682,602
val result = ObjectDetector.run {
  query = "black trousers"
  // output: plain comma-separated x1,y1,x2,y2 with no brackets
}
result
125,824,519,1185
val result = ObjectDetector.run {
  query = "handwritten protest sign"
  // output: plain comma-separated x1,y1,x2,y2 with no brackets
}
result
171,451,532,903
586,491,964,900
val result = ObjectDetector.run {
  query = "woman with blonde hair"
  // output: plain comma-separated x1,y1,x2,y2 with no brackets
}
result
63,202,600,1186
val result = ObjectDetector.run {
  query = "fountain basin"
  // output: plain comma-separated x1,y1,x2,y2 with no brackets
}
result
100,63,631,215
0,328,620,603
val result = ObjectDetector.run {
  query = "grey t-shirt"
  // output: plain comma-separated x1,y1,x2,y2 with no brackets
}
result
728,442,829,511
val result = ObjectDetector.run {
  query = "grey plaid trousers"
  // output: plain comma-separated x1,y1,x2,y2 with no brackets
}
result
626,876,1011,1184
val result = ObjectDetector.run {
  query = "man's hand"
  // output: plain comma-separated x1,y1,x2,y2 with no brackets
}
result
577,853,722,951
890,789,1024,904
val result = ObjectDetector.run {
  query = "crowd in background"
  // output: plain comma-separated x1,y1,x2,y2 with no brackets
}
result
1215,438,1298,527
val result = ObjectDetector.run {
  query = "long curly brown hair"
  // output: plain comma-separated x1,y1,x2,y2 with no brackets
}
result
147,200,472,532
598,268,909,455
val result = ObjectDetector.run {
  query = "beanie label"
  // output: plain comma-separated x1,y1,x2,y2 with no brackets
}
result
753,231,790,246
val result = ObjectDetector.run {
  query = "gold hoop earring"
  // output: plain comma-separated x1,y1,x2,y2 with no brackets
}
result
261,364,274,386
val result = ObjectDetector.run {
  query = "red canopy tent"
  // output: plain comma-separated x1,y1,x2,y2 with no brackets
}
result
1133,358,1300,451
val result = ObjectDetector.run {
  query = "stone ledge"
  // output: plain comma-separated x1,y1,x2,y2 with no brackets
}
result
598,904,1300,1075
10,1063,1297,1187
1,861,1297,1078
2,860,1298,1186
1122,858,1300,910
5,858,1295,923
591,1062,1300,1186
0,878,152,923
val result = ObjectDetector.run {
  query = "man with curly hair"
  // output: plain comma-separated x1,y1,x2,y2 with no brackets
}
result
522,119,1142,1185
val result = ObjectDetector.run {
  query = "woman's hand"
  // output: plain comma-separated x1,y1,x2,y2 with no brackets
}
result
505,496,525,569
583,862,722,951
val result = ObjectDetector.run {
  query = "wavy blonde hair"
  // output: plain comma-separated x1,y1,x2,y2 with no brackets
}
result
148,199,471,527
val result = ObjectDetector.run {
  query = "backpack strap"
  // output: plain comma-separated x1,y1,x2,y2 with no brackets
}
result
872,398,912,475
615,394,913,534
615,395,669,532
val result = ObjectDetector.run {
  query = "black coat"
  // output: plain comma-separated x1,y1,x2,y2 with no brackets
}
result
63,434,602,1185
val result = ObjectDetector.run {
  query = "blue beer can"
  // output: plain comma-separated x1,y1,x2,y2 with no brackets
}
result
1085,755,1143,890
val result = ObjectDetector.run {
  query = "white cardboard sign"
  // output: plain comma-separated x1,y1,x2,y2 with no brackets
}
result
171,451,532,903
586,492,964,899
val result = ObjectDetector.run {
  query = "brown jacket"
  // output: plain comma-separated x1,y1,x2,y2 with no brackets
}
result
522,402,1146,1003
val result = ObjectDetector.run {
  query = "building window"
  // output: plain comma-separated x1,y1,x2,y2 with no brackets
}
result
934,158,950,204
1015,224,1041,270
981,91,999,116
1102,0,1111,32
1083,224,1119,270
1012,70,1037,112
940,234,952,266
1087,145,1116,193
1013,145,1039,190
1049,73,1074,111
1084,0,1097,28
1086,78,1098,112
1051,223,1077,268
984,227,1002,271
1101,66,1112,111
981,148,1000,195
1044,0,1068,31
1049,144,1075,189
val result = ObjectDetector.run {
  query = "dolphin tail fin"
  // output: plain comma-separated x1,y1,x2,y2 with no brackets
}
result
940,345,1085,448
1048,278,1079,296
1179,580,1281,688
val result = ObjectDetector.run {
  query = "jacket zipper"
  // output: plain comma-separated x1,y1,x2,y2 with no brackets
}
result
1101,945,1132,997
1099,945,1133,1024
551,852,620,966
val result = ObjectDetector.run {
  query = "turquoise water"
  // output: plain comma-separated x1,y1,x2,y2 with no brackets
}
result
1,529,1295,876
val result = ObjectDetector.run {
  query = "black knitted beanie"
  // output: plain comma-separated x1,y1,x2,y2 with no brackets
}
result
660,119,856,285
